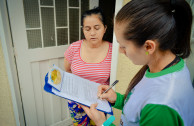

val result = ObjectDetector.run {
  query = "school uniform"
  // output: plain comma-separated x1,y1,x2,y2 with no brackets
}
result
113,59,194,126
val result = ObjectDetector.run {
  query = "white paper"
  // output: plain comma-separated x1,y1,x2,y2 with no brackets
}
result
50,66,112,113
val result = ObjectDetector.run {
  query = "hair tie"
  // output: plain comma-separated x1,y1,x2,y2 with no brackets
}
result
171,0,176,13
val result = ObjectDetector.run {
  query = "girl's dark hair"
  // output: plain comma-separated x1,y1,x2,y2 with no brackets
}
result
81,7,106,26
115,0,193,99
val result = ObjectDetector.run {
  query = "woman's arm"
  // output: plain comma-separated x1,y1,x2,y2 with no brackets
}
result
64,58,72,73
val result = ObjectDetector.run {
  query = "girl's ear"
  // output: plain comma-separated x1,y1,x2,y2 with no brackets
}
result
104,25,107,33
144,40,157,55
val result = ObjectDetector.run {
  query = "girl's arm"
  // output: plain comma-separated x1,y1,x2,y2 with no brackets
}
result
140,104,183,126
64,58,72,73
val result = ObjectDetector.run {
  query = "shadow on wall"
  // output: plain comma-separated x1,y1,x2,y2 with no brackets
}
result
186,0,194,87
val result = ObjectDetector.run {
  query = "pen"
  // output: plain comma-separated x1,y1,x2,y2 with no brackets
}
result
101,80,119,95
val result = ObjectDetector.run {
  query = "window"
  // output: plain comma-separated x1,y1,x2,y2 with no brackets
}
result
23,0,89,49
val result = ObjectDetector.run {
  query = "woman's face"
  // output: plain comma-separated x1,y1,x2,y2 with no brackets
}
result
114,22,148,65
83,14,107,44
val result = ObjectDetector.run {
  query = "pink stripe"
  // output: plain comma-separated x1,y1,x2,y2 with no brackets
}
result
64,40,112,85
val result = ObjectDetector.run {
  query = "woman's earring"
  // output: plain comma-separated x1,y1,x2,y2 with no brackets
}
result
145,52,149,55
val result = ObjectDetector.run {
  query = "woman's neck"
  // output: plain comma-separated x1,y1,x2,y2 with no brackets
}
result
148,50,176,73
83,39,104,48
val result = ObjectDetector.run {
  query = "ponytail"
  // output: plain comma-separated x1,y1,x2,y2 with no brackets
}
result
171,0,193,58
124,65,148,99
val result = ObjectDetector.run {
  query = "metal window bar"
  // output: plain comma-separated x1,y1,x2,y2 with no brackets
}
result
26,28,41,30
69,7,80,9
38,0,44,48
67,0,70,45
40,6,54,8
53,0,57,46
56,26,68,29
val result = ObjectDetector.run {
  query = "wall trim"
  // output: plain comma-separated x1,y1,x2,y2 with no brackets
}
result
0,0,25,125
110,0,122,88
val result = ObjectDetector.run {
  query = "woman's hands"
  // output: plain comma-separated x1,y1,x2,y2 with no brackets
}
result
81,104,106,126
81,85,117,126
97,85,117,104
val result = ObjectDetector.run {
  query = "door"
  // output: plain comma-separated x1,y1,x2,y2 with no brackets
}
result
7,0,98,126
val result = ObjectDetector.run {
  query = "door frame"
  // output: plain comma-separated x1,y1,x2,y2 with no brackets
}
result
110,0,122,88
0,0,25,126
0,0,122,125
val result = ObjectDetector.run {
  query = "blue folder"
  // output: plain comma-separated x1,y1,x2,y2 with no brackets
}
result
44,73,113,115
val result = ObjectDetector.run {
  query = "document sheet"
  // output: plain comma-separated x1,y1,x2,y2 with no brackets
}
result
47,65,112,114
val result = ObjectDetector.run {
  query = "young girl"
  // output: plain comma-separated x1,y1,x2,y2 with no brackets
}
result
64,7,112,125
81,0,194,125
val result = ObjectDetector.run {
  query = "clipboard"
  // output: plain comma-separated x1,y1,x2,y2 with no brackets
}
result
44,65,113,115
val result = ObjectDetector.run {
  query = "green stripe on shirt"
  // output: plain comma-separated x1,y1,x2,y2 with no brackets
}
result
140,104,184,126
112,93,184,126
112,92,125,110
145,58,184,78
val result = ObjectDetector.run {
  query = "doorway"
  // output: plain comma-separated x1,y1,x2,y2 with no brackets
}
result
6,0,116,126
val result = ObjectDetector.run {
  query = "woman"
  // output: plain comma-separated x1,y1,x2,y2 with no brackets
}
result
81,0,194,126
64,7,112,126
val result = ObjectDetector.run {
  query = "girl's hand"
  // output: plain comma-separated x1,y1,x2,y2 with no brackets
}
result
81,104,106,126
97,85,117,104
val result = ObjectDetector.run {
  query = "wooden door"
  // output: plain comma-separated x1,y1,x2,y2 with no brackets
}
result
6,0,98,125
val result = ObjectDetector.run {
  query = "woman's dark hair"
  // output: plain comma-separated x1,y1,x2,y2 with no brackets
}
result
115,0,193,99
81,7,106,26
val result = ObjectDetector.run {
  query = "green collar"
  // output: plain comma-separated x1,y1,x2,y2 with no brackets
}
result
145,58,184,78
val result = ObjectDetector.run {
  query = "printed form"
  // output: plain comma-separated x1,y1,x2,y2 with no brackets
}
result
52,71,112,113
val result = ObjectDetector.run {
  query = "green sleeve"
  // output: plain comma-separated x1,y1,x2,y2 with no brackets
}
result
140,104,184,126
112,92,125,110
